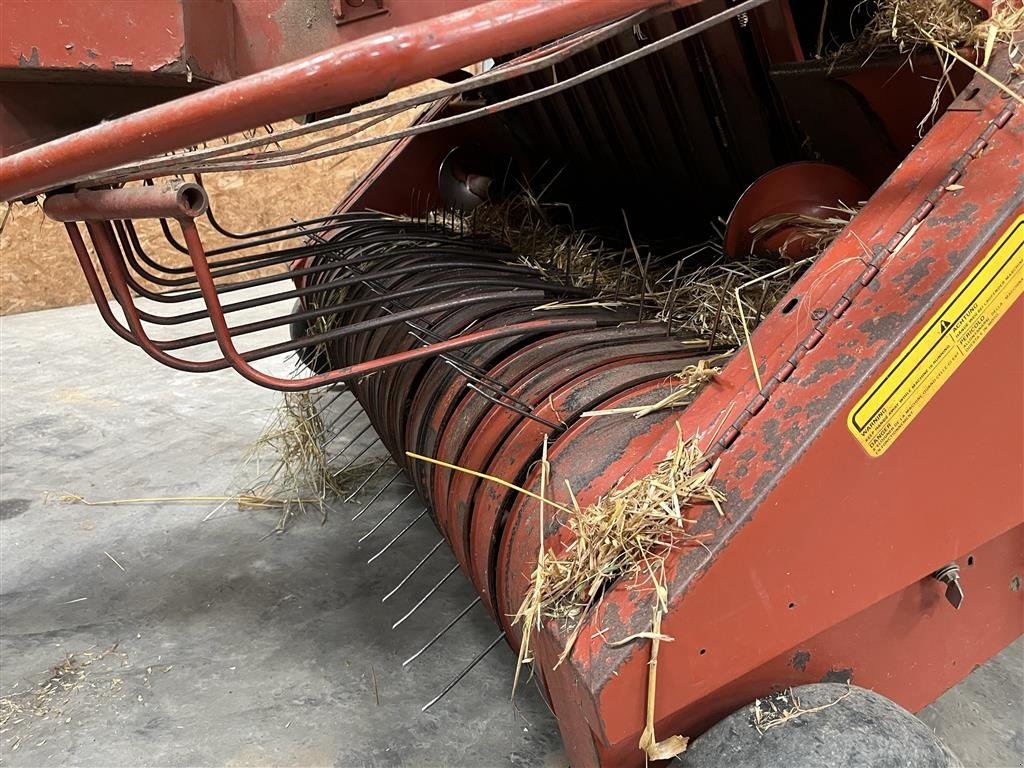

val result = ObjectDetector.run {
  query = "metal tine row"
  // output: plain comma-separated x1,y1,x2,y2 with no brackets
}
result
330,411,508,713
299,225,579,427
293,215,654,713
313,402,509,716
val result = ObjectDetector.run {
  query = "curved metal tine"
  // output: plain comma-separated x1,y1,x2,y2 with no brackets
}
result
302,229,520,395
326,420,373,458
707,275,732,352
402,596,482,667
391,564,459,629
334,429,378,469
198,174,360,242
321,408,366,450
464,382,562,430
343,457,391,503
320,394,359,435
421,633,505,712
351,469,404,521
665,260,683,337
382,539,444,603
400,329,536,414
357,493,417,543
367,507,428,564
314,383,349,411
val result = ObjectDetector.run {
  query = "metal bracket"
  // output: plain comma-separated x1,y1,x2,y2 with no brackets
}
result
330,0,387,27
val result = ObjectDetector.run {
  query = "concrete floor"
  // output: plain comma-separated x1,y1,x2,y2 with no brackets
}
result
1,300,1021,767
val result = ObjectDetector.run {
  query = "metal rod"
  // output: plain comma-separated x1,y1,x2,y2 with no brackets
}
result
358,494,418,543
352,469,404,521
337,434,380,473
344,457,391,503
3,0,663,200
382,540,444,603
403,597,482,667
421,633,505,712
322,410,367,450
327,421,374,457
367,507,428,564
391,565,460,629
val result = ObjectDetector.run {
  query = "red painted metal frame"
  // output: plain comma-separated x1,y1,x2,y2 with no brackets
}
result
58,202,602,390
0,0,676,201
506,89,1022,765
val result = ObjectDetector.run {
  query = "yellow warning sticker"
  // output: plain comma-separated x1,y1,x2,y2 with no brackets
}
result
849,215,1024,457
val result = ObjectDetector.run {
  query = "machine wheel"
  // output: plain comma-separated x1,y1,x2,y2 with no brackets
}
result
675,683,961,768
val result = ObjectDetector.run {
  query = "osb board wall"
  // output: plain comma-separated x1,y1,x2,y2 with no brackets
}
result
0,85,434,315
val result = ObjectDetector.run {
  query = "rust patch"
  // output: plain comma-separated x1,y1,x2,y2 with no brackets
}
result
85,48,99,59
891,254,935,292
791,649,811,671
17,47,40,68
822,667,853,684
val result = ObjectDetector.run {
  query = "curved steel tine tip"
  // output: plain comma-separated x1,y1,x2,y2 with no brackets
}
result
382,539,444,603
366,507,428,564
351,469,403,521
391,564,459,630
402,596,481,667
357,492,416,543
421,632,505,712
344,458,391,506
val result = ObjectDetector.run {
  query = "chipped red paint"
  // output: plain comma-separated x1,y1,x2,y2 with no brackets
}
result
1,1,186,74
0,0,667,201
514,88,1022,765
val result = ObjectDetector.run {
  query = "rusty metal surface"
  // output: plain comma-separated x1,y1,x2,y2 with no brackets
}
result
0,0,231,81
0,0,669,201
43,184,208,222
526,86,1022,765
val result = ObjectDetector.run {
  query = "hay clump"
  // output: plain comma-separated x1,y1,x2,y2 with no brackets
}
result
241,390,373,531
748,203,860,260
852,0,1022,65
510,432,722,761
456,194,625,294
861,0,988,52
838,0,1023,125
584,359,722,419
513,431,723,672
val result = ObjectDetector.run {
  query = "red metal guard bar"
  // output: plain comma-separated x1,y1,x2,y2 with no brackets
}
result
0,0,670,202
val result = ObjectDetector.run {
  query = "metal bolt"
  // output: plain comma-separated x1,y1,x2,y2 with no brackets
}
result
931,563,964,610
736,11,749,27
811,307,827,320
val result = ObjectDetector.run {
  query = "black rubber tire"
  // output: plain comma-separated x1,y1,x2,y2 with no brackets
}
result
675,683,961,768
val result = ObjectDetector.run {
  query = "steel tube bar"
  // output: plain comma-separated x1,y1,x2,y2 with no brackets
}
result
43,185,208,221
0,0,663,201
